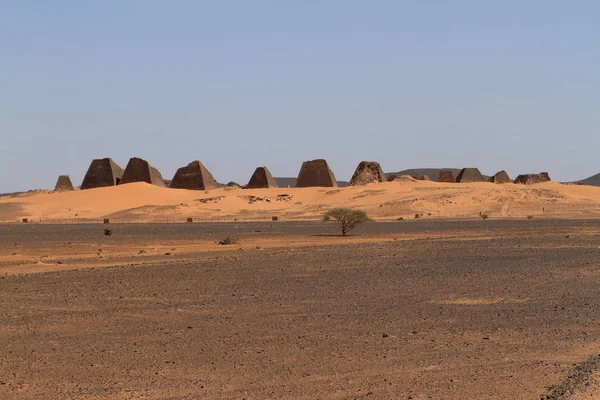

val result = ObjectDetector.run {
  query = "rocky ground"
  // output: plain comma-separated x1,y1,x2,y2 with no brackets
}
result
1,220,600,399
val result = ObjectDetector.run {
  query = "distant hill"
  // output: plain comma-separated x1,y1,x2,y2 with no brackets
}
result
0,191,24,197
274,177,349,188
385,168,462,182
385,168,494,182
573,173,600,186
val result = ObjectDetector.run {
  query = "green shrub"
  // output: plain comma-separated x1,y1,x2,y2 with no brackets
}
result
323,208,372,236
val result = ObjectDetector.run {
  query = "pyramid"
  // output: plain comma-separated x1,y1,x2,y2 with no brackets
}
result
438,170,456,183
170,160,218,190
120,157,166,187
455,168,485,183
349,161,385,186
514,172,551,185
489,170,511,184
295,159,338,188
81,158,124,190
54,175,74,191
246,167,278,189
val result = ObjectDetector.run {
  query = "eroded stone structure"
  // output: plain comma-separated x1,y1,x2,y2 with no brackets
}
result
489,170,511,184
455,168,485,183
54,175,74,191
170,161,218,190
438,170,456,183
246,167,278,189
349,161,385,186
81,158,124,190
295,159,338,188
120,157,166,187
514,172,551,185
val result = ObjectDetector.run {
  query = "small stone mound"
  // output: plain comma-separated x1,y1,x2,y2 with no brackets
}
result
246,167,279,189
514,172,551,185
226,182,240,188
391,175,417,182
54,175,74,191
489,170,511,184
295,159,338,188
349,161,386,186
120,157,166,187
455,168,485,183
81,158,124,190
438,170,456,183
170,161,218,190
413,175,431,181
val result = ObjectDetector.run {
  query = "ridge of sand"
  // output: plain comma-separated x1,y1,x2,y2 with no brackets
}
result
2,181,600,222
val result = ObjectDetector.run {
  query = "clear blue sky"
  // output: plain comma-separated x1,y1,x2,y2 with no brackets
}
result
1,1,599,192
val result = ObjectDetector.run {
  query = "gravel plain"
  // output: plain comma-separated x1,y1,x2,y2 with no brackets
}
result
1,220,600,399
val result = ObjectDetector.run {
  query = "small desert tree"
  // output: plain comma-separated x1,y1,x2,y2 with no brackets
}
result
323,208,372,236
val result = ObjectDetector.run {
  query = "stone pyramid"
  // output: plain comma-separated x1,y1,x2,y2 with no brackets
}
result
170,160,218,190
54,175,74,191
489,170,511,184
455,168,485,183
81,158,124,190
438,170,456,183
246,166,278,189
120,157,166,187
349,161,385,186
295,159,338,188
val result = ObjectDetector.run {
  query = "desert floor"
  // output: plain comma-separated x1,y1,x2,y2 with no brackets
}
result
1,220,600,399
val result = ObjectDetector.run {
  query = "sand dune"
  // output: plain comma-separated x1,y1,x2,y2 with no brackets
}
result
2,181,600,222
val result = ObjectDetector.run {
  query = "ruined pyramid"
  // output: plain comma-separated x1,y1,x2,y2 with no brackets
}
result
349,161,385,186
81,158,124,190
170,160,218,190
295,159,338,188
246,166,278,189
54,175,74,191
489,170,511,184
438,170,456,183
455,168,485,183
120,157,166,187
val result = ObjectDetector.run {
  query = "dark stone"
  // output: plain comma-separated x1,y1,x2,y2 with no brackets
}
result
295,159,338,188
120,157,166,187
489,170,511,184
514,172,552,185
455,168,485,183
246,167,278,189
54,175,74,191
438,170,456,183
170,161,217,190
81,158,124,190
